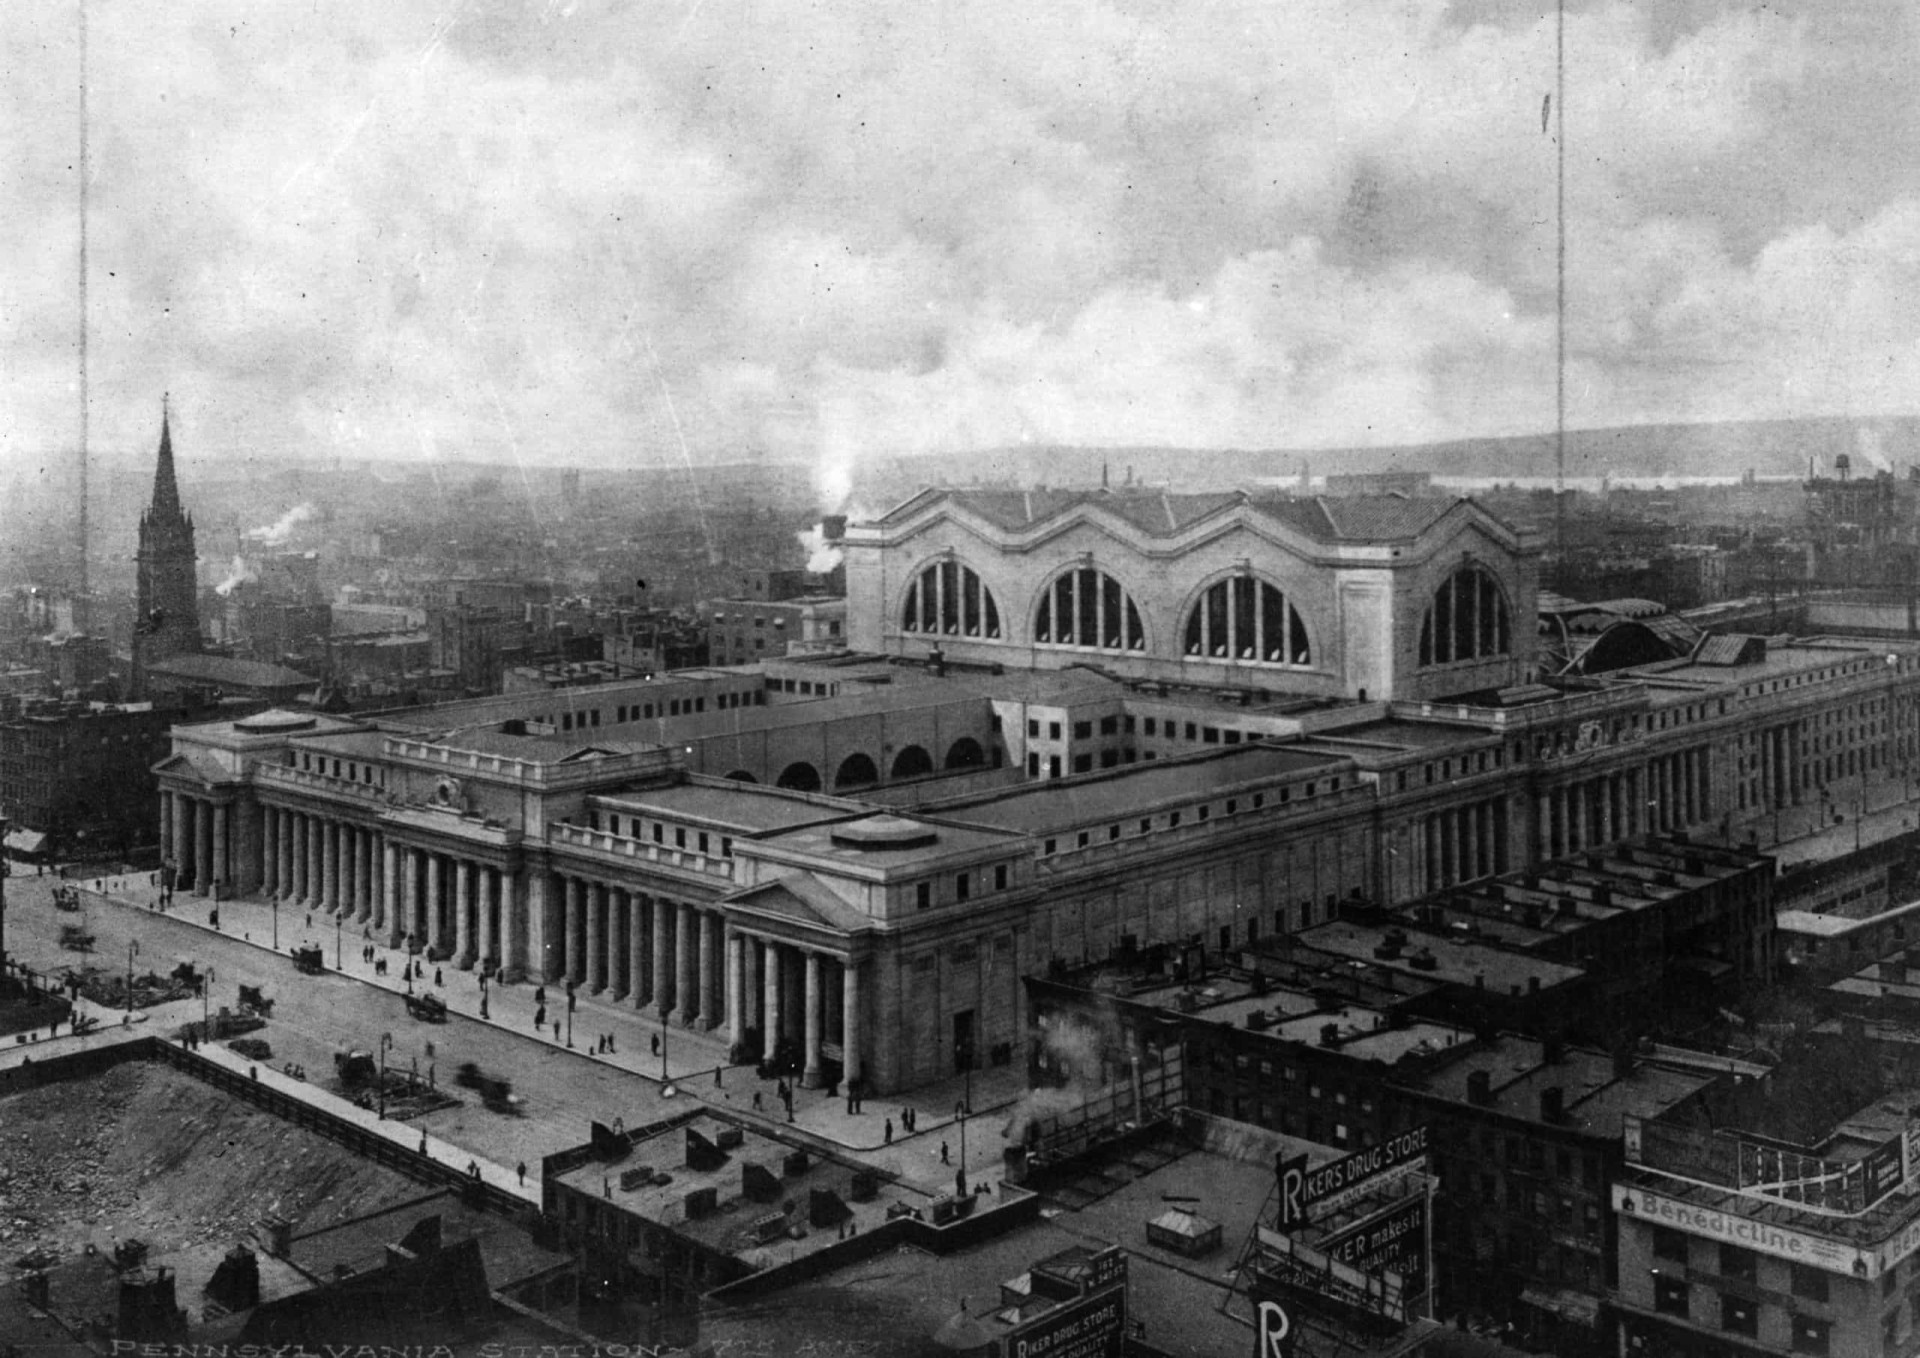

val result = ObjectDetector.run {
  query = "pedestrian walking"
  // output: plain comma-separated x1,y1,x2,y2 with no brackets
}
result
553,1021,561,1041
753,1090,763,1111
517,1161,527,1186
941,1141,950,1165
884,1118,893,1144
651,1033,660,1056
434,967,443,987
535,1004,546,1028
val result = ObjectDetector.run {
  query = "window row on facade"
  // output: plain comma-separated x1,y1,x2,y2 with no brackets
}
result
901,557,1511,671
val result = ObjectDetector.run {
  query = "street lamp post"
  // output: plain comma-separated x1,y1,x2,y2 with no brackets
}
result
125,939,139,1014
272,893,279,951
202,965,215,1037
954,1037,974,1197
336,911,343,970
378,1032,393,1119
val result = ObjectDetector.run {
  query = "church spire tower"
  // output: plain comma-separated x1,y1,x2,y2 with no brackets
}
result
133,395,202,695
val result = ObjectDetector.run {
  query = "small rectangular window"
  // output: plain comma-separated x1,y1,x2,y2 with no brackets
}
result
956,873,970,901
916,882,932,910
1653,1275,1689,1318
1791,1264,1830,1303
994,865,1008,890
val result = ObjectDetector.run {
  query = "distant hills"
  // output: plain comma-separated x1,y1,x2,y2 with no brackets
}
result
903,416,1920,491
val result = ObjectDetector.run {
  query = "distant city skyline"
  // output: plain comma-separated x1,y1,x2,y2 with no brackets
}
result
5,0,1919,492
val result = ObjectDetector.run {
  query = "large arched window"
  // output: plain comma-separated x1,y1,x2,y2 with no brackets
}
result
901,559,1001,639
1419,563,1511,666
1033,567,1146,651
1182,577,1312,666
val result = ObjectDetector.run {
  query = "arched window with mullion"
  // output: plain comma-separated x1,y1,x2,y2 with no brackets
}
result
1033,566,1144,651
1181,576,1313,667
900,559,1002,639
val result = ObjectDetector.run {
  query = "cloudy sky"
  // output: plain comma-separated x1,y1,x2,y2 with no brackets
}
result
3,0,1917,494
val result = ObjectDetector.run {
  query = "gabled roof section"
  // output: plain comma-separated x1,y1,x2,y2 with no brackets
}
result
726,872,874,936
151,750,229,785
879,486,1482,549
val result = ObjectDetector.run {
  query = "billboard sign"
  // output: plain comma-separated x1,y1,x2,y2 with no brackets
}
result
1321,1196,1429,1298
1614,1185,1862,1276
1007,1285,1127,1358
1278,1125,1430,1227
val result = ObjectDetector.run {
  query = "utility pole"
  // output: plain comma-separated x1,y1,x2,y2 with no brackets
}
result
0,814,10,984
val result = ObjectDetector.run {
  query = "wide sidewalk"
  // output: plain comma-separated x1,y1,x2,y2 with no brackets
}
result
67,871,1025,1171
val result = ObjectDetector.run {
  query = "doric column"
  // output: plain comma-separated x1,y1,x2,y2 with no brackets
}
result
319,820,337,913
698,909,717,1028
356,829,374,921
477,867,497,969
841,957,862,1088
426,853,445,954
629,892,648,1009
211,804,229,892
339,826,355,915
307,816,324,909
380,839,398,937
172,794,191,877
763,942,783,1062
587,882,607,993
563,876,584,986
278,811,294,900
675,901,696,1024
515,867,542,982
727,929,746,1048
455,859,475,967
195,800,214,896
802,951,824,1087
651,896,672,1014
260,806,277,895
401,848,420,943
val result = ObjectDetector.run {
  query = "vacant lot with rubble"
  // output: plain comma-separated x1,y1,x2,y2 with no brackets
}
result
0,1060,422,1259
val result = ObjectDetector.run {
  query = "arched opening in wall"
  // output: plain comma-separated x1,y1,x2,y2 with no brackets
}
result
1032,566,1145,651
1418,563,1512,667
890,745,934,779
945,736,986,770
723,769,759,783
834,753,880,791
776,762,821,792
901,559,1003,639
1181,576,1312,666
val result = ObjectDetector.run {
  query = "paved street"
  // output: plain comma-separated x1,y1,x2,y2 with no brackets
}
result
2,867,1024,1200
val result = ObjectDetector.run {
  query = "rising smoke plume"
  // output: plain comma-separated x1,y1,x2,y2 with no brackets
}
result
244,503,315,547
214,555,257,596
797,523,843,575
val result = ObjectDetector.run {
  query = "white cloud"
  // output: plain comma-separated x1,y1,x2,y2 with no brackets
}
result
0,0,1909,490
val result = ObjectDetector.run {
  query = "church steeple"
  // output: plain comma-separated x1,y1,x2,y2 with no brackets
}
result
147,394,184,524
132,394,202,697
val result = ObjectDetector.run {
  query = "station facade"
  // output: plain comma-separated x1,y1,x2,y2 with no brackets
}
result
154,487,1920,1093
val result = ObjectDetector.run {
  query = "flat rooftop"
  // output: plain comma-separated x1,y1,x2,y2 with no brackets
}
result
1309,718,1501,752
1406,1035,1711,1138
753,813,1024,871
1298,919,1585,994
551,1111,897,1261
596,779,857,834
935,745,1350,836
1117,973,1472,1068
